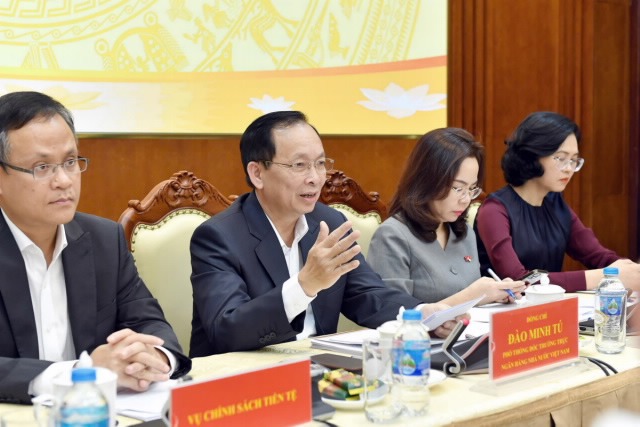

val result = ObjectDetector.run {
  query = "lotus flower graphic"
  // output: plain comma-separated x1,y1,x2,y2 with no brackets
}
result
357,83,446,118
248,95,295,114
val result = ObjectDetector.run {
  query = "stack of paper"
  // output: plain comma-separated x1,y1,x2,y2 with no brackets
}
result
310,329,379,356
116,380,175,421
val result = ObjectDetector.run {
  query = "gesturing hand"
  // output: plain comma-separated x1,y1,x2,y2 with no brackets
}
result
298,221,361,296
90,329,171,391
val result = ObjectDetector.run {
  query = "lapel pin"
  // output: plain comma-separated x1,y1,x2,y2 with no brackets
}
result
464,255,472,263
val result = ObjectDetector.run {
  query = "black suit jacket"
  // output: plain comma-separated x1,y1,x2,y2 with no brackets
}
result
0,212,191,404
189,192,421,357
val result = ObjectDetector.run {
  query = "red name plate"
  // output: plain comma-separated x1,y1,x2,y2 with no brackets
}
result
490,298,579,381
170,359,311,426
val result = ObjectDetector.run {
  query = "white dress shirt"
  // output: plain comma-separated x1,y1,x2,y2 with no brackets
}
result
265,215,318,340
265,214,421,340
3,210,76,362
2,210,176,396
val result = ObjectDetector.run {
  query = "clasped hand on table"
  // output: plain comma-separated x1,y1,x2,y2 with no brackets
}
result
90,328,171,391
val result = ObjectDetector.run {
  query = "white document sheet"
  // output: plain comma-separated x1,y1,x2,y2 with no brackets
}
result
116,380,176,421
468,300,525,323
422,295,484,330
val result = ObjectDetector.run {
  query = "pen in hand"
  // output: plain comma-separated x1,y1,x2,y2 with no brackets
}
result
487,268,517,300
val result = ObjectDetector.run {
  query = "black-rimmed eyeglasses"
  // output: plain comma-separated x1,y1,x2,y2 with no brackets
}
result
0,157,89,180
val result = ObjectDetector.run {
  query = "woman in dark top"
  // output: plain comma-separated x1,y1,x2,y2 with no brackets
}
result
475,111,640,292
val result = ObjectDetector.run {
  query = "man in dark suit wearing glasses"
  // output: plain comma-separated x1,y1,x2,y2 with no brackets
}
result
0,91,191,404
190,110,462,357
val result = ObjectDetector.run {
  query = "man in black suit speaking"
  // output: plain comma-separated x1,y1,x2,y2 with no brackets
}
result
190,111,461,356
0,91,190,403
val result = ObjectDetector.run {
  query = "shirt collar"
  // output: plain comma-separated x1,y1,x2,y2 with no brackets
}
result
265,214,309,249
1,209,68,258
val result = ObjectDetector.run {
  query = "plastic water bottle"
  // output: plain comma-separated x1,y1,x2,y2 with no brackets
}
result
392,309,430,417
58,368,110,427
595,267,627,354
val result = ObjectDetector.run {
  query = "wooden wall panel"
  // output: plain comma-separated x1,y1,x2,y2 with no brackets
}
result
76,136,416,222
449,0,638,263
587,0,631,251
451,0,580,195
77,137,242,222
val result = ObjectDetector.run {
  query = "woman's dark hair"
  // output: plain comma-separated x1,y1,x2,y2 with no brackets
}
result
389,127,484,243
502,111,581,186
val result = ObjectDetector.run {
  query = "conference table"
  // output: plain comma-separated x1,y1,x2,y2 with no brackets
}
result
185,337,640,427
1,343,639,426
2,303,639,426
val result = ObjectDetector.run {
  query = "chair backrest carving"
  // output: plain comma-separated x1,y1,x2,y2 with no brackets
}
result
118,171,232,352
119,171,232,249
320,170,388,221
320,170,388,258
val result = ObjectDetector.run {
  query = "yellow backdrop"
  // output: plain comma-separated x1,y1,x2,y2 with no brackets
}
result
0,0,446,135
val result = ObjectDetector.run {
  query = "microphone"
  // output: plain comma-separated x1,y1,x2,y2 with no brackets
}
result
441,318,470,376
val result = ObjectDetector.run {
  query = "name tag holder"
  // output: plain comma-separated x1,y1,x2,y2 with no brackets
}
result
471,297,590,395
164,359,311,426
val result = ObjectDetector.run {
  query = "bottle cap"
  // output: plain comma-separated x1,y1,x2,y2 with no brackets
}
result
76,351,93,368
71,368,97,383
402,309,422,321
603,267,619,276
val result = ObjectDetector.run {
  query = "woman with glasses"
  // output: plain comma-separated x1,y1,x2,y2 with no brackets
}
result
367,128,525,305
475,111,640,291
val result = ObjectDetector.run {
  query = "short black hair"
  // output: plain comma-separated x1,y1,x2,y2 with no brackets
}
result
0,91,76,166
239,110,318,188
502,111,581,186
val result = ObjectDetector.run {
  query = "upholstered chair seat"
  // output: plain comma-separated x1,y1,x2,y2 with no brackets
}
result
118,171,232,353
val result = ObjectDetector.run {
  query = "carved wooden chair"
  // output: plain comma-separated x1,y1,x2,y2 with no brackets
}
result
320,170,388,332
320,170,388,257
118,171,233,352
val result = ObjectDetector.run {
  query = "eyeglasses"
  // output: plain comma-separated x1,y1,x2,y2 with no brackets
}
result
0,157,89,180
451,185,482,200
552,156,584,172
262,158,335,175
